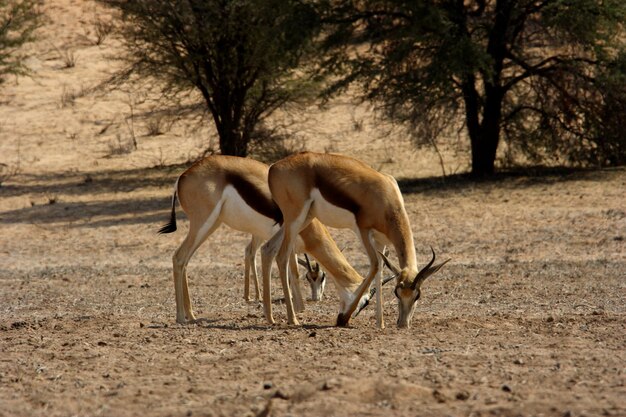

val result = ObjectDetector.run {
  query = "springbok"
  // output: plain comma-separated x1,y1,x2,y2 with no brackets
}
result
298,254,326,301
158,155,387,325
261,151,450,329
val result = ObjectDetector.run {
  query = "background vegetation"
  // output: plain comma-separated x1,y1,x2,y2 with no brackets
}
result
0,0,43,83
99,0,320,157
3,0,625,176
317,0,626,176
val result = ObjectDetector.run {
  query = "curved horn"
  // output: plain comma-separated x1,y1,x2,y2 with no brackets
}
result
412,246,436,289
303,253,313,272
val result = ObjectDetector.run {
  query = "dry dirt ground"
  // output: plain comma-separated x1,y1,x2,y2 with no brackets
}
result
1,1,625,417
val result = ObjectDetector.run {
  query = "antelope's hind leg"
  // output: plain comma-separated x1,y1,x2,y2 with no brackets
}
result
172,205,223,324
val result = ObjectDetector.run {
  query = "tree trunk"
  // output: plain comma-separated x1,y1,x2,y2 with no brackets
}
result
465,80,504,177
470,133,498,177
471,85,504,177
207,91,250,157
461,76,497,177
469,110,501,177
464,0,510,177
217,126,248,157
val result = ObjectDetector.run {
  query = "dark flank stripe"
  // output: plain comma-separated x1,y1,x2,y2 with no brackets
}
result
315,171,360,216
226,173,283,224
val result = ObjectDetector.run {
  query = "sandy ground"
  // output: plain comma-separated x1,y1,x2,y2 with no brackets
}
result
1,1,625,416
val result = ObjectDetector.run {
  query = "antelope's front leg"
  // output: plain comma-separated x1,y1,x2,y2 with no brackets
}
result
337,229,384,328
289,252,305,313
276,243,300,325
261,229,284,325
374,256,384,329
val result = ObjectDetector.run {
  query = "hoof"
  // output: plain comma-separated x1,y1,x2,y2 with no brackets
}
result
336,313,350,327
177,314,196,324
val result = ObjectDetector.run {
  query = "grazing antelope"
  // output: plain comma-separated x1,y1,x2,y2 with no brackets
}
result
298,254,326,301
261,152,450,329
158,155,384,325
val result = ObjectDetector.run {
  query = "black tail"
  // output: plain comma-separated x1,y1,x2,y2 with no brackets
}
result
158,188,178,234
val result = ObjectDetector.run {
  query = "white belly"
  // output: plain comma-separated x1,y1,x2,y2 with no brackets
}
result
220,185,278,239
310,188,358,231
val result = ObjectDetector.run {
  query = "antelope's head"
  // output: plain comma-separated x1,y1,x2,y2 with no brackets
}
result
380,247,450,329
298,254,326,301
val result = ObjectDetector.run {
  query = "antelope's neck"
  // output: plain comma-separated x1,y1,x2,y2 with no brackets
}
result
389,211,419,278
299,220,363,291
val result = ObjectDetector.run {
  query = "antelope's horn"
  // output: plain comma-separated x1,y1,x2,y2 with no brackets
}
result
412,246,436,289
304,253,313,271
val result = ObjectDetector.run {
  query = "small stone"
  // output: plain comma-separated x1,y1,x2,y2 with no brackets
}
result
11,321,27,330
513,358,524,365
272,389,290,400
546,316,554,323
501,384,512,393
263,382,273,390
308,331,316,337
432,389,446,403
456,390,470,401
321,378,340,391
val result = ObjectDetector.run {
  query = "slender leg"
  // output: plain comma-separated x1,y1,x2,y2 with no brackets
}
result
276,235,299,325
172,209,222,324
364,230,386,328
283,201,315,324
244,239,253,302
270,200,313,325
244,235,263,301
371,234,385,329
261,228,284,325
289,251,305,313
250,236,262,301
336,228,383,328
